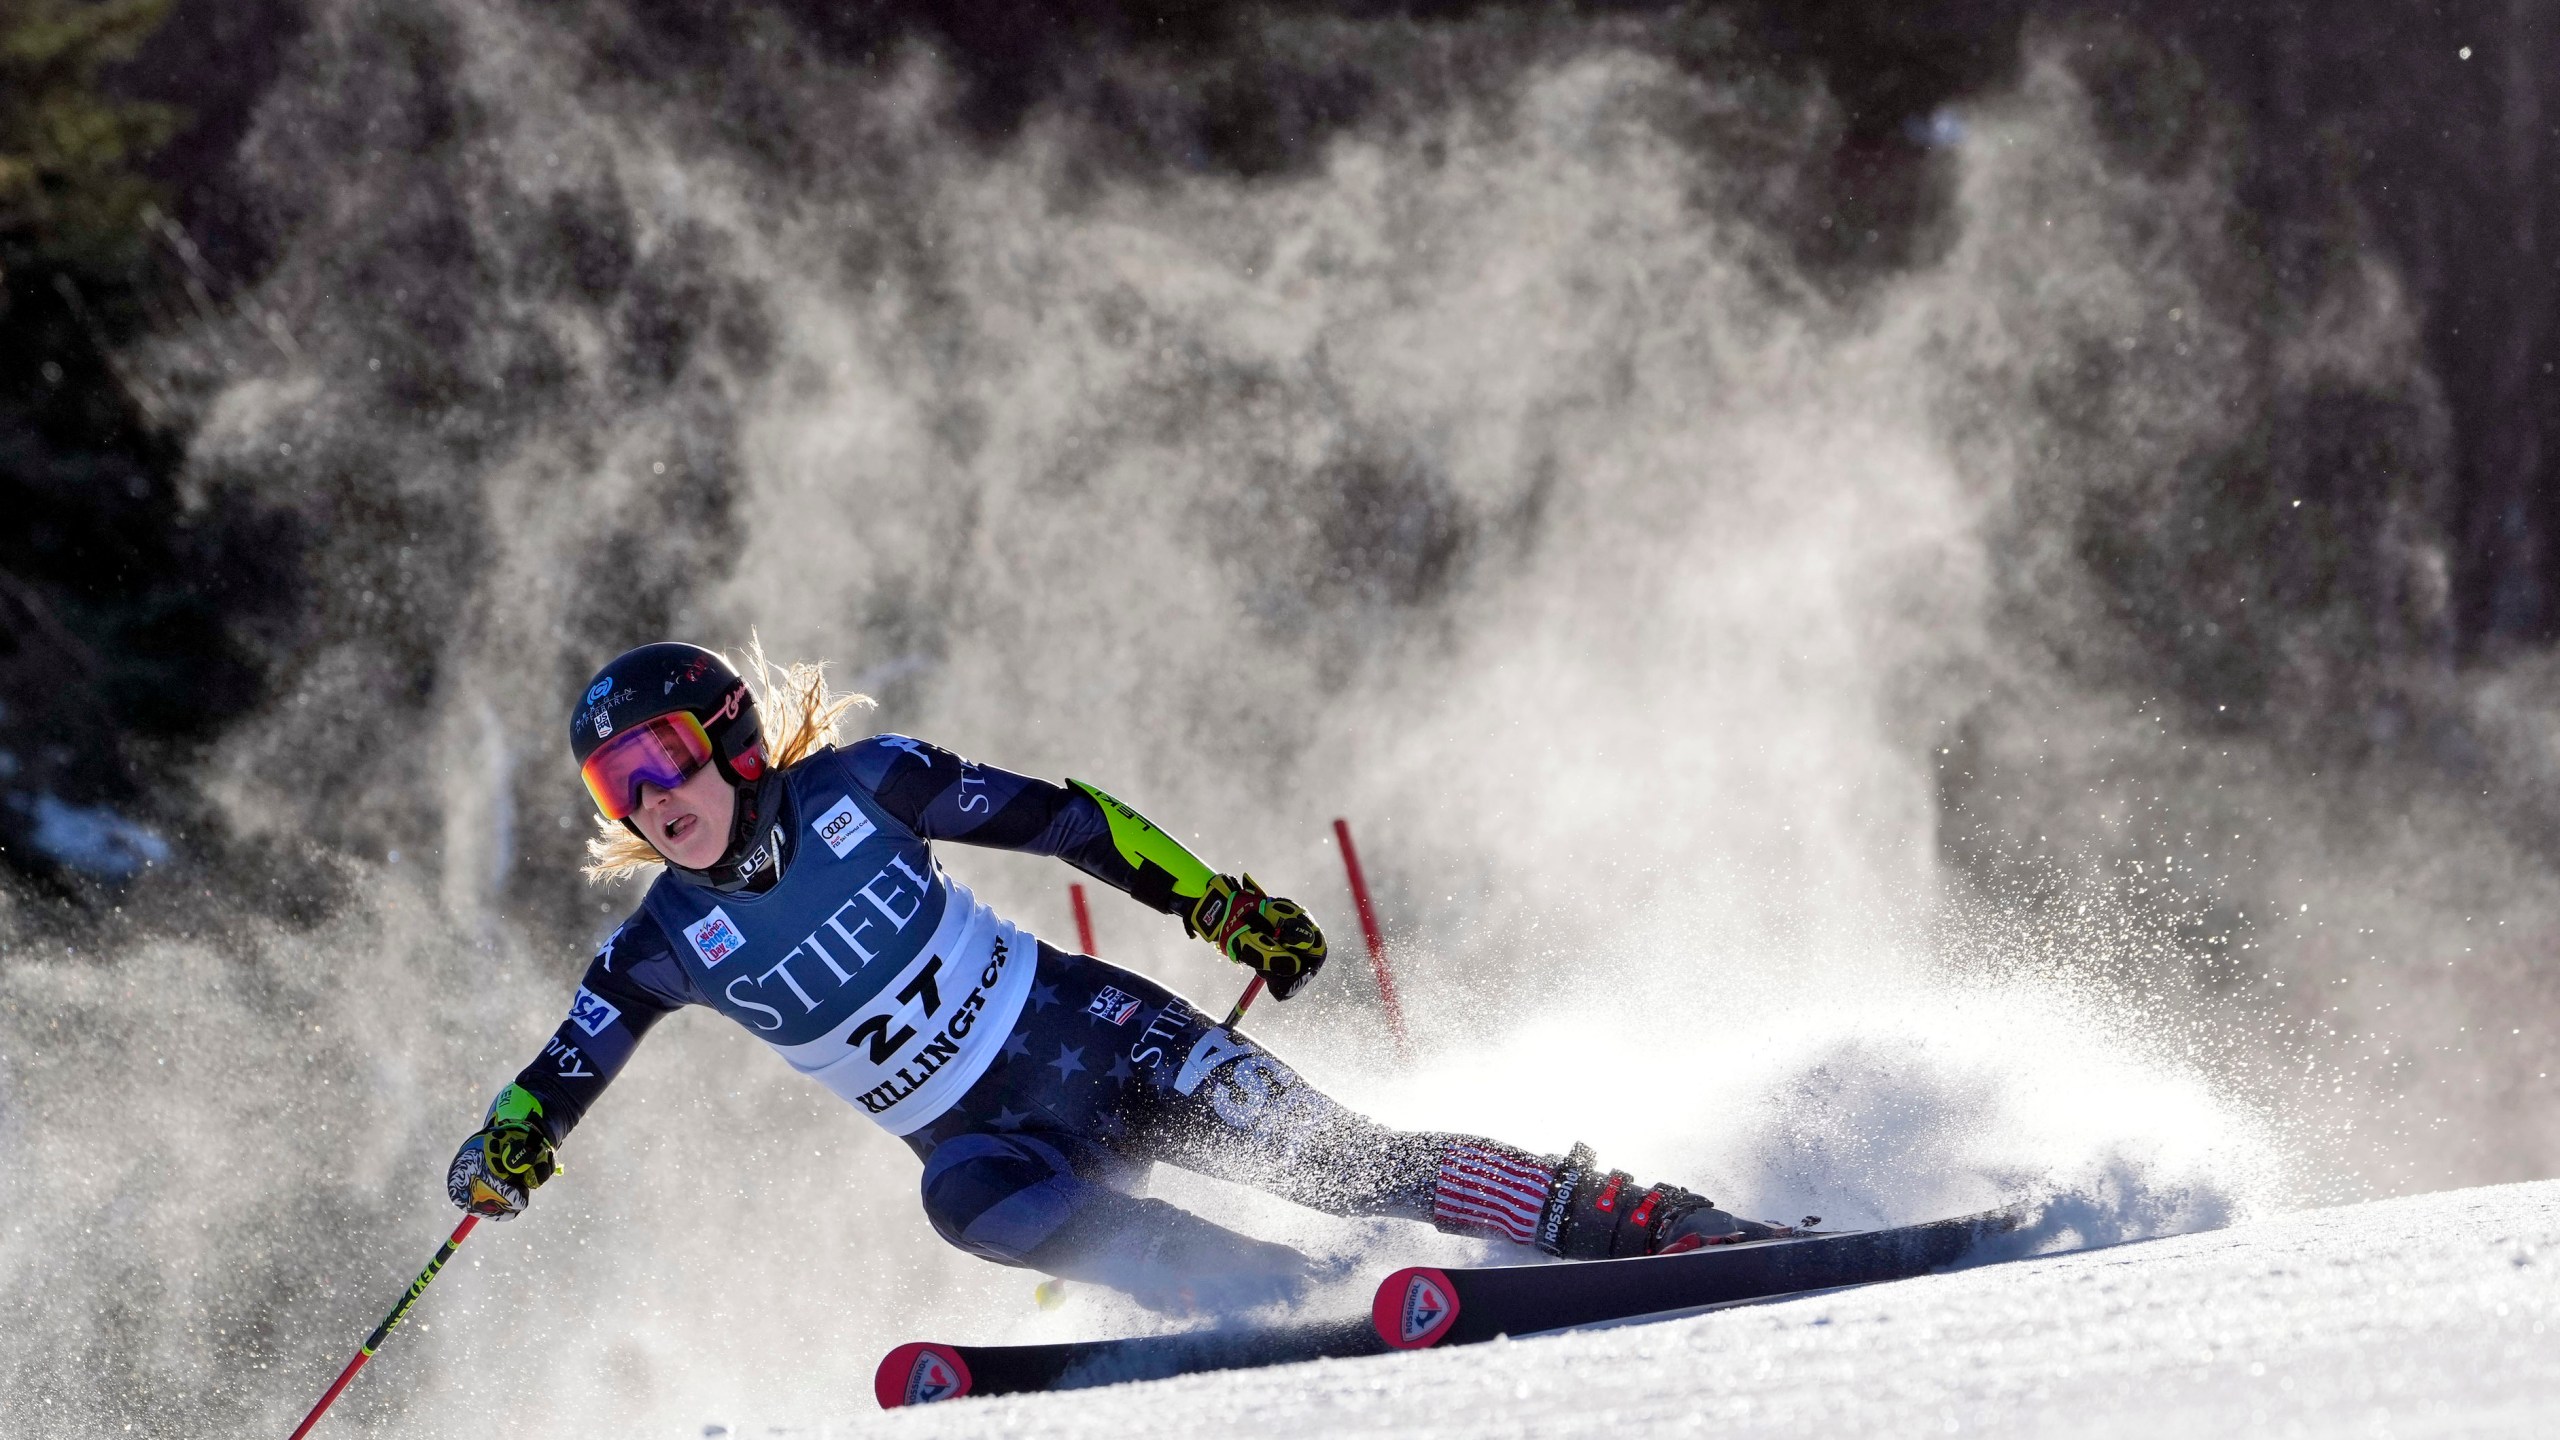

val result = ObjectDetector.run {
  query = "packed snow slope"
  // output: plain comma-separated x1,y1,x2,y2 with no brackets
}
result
873,1180,2557,1440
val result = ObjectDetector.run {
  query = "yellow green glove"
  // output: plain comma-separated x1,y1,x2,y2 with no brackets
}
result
445,1085,558,1220
1189,873,1329,1000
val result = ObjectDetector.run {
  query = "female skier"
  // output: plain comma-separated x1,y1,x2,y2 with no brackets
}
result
447,642,1783,1309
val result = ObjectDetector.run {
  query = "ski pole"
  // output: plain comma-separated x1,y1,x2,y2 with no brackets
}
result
287,1214,479,1440
1221,974,1266,1028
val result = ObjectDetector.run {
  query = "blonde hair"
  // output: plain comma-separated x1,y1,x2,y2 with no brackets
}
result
582,634,874,882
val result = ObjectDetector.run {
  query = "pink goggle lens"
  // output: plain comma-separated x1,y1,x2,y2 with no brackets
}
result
579,712,715,820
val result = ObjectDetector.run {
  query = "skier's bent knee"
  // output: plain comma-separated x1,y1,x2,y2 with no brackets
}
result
1031,1190,1313,1316
918,1131,1309,1313
918,1132,1090,1266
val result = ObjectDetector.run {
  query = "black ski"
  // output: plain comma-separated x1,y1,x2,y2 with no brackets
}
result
875,1316,1387,1407
1372,1201,2033,1350
876,1203,2033,1406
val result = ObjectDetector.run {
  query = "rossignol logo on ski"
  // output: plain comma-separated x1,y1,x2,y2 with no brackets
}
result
905,1347,964,1403
873,1342,972,1407
684,906,747,967
1373,1266,1460,1349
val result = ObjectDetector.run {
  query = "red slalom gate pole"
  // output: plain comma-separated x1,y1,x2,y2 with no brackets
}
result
287,1214,479,1439
1068,882,1099,955
1333,818,1413,1061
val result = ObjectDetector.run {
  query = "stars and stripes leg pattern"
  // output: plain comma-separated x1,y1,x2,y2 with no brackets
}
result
1429,1140,1557,1247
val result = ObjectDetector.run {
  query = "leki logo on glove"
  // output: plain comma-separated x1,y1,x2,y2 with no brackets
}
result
812,795,878,859
684,906,747,967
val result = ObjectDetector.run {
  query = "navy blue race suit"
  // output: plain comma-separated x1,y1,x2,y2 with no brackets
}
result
500,736,1569,1305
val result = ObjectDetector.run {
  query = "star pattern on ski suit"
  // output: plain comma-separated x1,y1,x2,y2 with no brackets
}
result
1002,1031,1030,1061
989,1105,1030,1131
1029,982,1060,1012
1048,1044,1087,1080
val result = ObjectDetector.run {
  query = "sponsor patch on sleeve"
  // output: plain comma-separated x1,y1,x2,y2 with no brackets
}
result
812,795,878,859
684,906,747,967
567,986,622,1037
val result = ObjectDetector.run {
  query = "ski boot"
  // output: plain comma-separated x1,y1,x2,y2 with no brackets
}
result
1535,1144,1804,1259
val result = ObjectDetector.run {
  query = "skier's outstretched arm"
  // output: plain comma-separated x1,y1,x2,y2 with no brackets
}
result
446,913,702,1220
842,733,1328,997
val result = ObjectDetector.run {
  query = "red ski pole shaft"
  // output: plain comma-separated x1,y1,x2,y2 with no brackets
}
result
287,1214,480,1440
1221,974,1266,1029
1333,818,1413,1060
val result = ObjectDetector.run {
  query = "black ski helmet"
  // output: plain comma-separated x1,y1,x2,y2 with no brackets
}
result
569,642,767,792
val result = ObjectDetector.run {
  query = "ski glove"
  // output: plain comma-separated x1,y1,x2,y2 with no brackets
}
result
446,1120,557,1221
1187,873,1328,1000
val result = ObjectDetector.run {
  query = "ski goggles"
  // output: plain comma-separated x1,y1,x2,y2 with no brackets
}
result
580,711,715,820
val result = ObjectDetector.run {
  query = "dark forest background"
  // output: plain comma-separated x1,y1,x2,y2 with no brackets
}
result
2,0,2554,886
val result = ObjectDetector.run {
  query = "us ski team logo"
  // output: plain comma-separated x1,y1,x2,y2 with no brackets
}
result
684,906,747,967
1086,985,1142,1025
1374,1267,1460,1349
